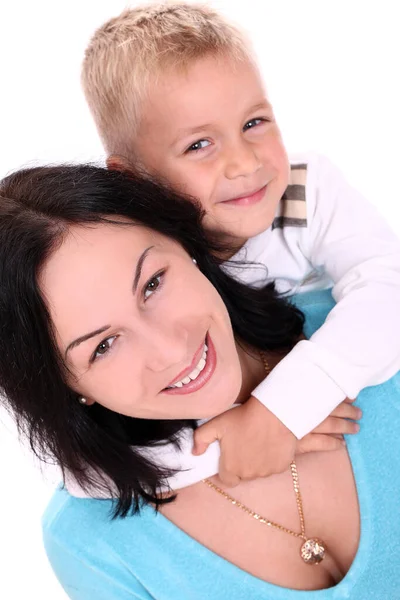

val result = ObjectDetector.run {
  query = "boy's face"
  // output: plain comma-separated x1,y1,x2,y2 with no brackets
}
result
131,55,290,247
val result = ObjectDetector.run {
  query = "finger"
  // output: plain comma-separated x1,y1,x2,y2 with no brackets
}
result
297,433,345,454
217,464,241,488
192,422,221,455
344,396,356,403
330,402,362,420
312,416,360,435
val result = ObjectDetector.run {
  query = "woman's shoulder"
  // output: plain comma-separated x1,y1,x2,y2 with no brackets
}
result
42,485,166,571
43,486,110,530
42,487,160,599
42,485,156,547
293,289,336,338
43,487,118,568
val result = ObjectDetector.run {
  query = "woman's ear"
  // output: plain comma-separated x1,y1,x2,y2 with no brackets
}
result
78,396,96,406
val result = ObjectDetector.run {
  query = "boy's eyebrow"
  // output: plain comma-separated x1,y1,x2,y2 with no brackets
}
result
172,123,213,145
172,100,272,145
247,100,272,113
65,246,154,357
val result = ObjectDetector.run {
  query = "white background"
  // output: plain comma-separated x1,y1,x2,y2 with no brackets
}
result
0,1,399,598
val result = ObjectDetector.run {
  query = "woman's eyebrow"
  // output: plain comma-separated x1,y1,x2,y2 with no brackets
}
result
65,325,111,358
65,246,155,358
132,245,154,293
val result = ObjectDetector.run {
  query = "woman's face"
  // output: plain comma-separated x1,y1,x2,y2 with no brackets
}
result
40,221,243,420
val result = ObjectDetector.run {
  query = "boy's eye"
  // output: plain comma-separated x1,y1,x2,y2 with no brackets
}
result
144,272,163,300
243,118,266,131
186,139,211,153
91,336,117,362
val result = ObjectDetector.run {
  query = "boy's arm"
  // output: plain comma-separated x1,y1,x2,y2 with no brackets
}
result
194,155,396,485
254,154,400,439
193,397,360,486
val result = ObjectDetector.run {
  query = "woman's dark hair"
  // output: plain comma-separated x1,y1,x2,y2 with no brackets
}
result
0,165,304,517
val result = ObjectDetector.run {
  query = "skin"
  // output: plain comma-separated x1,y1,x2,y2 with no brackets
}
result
40,221,265,420
160,448,359,590
40,221,360,589
110,55,290,249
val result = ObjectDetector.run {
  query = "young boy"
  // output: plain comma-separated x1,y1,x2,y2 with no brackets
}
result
80,2,400,488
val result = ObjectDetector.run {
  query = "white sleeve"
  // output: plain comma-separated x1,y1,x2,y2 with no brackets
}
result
253,155,400,439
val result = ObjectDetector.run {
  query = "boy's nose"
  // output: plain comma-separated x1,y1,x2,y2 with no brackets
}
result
224,140,261,180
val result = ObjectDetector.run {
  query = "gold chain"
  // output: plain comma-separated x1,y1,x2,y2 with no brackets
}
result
202,350,326,565
203,460,306,540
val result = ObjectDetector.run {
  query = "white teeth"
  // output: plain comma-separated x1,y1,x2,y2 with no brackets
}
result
189,367,200,381
169,343,208,389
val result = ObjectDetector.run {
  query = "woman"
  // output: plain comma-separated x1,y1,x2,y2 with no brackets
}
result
0,165,398,599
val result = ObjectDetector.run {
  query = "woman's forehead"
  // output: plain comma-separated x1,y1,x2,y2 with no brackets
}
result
49,222,167,263
40,221,187,304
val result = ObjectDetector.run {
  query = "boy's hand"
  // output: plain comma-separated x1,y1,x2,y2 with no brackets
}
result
192,396,296,487
192,396,360,487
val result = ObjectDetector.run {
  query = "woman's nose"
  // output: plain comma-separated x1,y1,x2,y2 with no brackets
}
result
224,139,261,180
143,326,189,373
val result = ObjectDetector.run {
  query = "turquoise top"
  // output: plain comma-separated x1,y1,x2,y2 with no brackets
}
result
42,290,400,599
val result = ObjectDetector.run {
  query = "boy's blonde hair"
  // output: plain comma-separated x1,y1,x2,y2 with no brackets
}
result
82,2,253,159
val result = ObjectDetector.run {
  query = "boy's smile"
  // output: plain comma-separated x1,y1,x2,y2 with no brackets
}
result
131,55,290,249
218,183,268,207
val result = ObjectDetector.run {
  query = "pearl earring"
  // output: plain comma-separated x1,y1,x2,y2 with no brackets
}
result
192,257,197,264
79,397,87,405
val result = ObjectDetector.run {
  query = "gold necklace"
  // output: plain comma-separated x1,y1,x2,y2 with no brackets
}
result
202,351,326,565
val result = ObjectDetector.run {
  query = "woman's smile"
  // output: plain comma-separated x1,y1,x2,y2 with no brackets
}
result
162,333,216,395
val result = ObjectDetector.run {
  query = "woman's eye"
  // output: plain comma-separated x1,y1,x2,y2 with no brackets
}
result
144,273,163,300
243,118,266,131
92,336,117,362
186,139,211,153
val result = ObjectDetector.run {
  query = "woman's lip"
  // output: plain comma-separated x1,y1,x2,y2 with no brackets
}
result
165,338,206,388
162,333,216,395
220,184,267,207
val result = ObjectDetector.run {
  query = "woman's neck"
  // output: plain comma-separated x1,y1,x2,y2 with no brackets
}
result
234,343,285,404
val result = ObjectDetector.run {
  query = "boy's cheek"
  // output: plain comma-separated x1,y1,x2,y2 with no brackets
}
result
163,163,212,204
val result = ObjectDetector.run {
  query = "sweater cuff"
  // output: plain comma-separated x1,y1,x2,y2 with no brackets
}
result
252,340,346,439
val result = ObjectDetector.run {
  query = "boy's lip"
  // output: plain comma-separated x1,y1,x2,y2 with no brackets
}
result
162,333,216,395
219,184,268,207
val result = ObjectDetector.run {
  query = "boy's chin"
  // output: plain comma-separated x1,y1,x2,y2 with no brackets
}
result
204,218,274,256
231,218,274,241
203,205,276,252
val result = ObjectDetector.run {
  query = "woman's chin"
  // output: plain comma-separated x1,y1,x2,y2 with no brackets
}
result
192,390,241,421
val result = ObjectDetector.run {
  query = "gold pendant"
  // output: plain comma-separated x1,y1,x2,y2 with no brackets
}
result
300,538,326,564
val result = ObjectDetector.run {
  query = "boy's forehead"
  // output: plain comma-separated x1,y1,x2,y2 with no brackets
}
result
140,55,270,138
